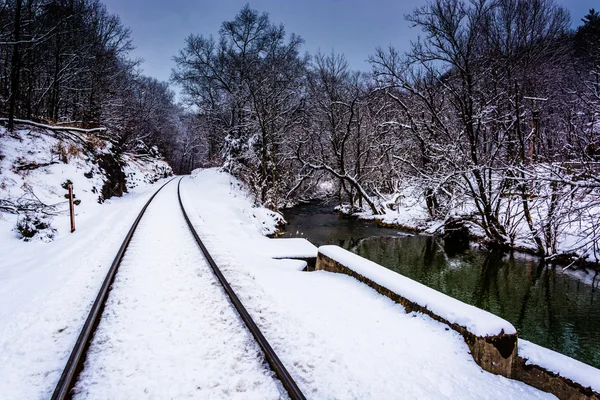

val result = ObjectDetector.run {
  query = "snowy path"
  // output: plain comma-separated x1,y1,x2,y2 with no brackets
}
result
73,180,282,399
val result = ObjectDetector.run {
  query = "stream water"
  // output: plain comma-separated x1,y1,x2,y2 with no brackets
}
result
281,202,600,369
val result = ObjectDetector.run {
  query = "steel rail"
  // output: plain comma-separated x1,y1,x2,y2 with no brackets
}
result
176,177,307,400
51,177,176,400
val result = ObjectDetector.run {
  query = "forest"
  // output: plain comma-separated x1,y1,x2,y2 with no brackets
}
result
1,0,599,262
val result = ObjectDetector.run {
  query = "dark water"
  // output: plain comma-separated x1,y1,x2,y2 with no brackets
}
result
281,202,600,369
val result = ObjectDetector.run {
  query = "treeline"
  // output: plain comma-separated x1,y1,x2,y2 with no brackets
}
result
1,1,598,258
173,2,600,260
0,0,192,169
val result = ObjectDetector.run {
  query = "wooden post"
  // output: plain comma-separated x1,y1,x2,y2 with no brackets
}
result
68,184,75,232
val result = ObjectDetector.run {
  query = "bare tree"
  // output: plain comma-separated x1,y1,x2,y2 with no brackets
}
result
297,51,391,214
172,4,307,207
370,0,573,252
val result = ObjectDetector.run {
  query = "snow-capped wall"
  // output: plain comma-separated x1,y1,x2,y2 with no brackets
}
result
316,245,600,398
517,339,600,396
318,245,516,337
316,245,518,377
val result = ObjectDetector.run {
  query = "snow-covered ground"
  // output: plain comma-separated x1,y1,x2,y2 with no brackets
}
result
0,165,569,399
74,180,281,399
0,125,173,398
179,168,555,399
0,177,171,399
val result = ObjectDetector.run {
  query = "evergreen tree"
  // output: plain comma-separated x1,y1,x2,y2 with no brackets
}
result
575,9,600,63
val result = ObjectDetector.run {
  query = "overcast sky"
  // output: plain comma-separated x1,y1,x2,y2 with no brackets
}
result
102,0,595,87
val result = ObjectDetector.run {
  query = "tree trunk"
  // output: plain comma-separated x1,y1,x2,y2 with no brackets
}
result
8,0,23,131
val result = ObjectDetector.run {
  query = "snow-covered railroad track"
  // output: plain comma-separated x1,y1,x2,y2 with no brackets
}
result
52,178,305,400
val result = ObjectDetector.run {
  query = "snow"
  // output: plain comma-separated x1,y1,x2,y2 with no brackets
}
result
0,178,171,399
0,161,563,399
359,185,439,233
177,168,552,399
73,180,281,399
0,127,171,242
519,339,600,393
258,237,318,259
271,258,308,272
0,129,104,240
318,244,517,337
0,126,173,398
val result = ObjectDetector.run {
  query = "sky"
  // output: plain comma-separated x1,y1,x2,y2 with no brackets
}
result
102,0,595,88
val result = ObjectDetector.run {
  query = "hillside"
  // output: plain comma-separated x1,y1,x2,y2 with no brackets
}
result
0,122,172,243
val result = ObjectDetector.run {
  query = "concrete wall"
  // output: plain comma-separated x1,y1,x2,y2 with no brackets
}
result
514,358,599,400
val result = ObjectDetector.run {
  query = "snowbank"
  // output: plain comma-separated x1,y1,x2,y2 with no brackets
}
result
0,125,171,242
365,179,600,265
519,339,600,393
318,245,516,337
258,238,317,259
187,168,314,261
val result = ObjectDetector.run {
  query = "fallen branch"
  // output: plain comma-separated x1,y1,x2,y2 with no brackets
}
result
15,161,59,171
0,186,64,215
0,118,107,134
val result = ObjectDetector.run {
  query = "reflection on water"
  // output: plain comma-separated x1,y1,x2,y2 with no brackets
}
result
281,202,600,369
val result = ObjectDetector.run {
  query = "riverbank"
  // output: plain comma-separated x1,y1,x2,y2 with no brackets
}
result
335,202,600,272
280,201,600,370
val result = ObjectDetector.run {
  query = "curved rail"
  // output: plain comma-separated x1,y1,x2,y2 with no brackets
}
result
51,177,176,400
177,177,306,400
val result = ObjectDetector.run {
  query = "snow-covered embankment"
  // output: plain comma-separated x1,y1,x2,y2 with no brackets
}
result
0,124,172,398
177,168,556,399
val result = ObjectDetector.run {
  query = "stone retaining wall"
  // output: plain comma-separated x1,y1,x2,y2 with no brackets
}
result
514,358,599,400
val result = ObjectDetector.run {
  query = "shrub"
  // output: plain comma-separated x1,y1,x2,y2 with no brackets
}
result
61,179,73,190
15,213,56,242
66,143,80,159
52,143,69,163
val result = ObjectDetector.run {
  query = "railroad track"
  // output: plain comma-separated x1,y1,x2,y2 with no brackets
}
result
52,177,305,400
